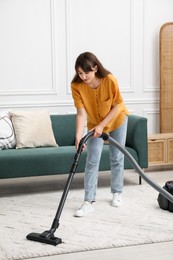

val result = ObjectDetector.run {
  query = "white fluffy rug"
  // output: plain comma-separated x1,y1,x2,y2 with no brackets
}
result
0,182,173,260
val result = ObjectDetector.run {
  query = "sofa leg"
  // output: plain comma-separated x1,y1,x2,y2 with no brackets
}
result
139,176,142,185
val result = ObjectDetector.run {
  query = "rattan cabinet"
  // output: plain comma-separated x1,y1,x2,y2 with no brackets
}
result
148,133,173,166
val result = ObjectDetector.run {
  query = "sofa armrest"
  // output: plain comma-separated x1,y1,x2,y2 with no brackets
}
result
126,115,148,168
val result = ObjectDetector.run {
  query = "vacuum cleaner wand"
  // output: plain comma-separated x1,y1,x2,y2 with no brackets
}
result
26,130,94,246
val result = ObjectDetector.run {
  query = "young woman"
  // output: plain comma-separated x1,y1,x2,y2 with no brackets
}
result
71,52,129,217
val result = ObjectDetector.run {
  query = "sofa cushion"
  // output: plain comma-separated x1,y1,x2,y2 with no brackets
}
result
0,144,138,179
0,110,16,150
0,146,78,178
10,110,58,149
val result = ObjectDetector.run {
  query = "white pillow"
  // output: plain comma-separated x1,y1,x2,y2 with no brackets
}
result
0,110,16,149
10,110,58,149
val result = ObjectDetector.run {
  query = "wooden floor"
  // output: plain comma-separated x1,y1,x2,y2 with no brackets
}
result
1,167,173,260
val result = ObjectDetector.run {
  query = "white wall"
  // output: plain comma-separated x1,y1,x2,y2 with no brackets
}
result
0,0,173,134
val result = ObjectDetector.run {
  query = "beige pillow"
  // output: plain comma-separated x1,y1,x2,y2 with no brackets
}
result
10,110,58,149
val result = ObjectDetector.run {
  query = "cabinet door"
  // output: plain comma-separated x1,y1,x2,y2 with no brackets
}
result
160,23,173,133
148,139,166,165
167,138,173,163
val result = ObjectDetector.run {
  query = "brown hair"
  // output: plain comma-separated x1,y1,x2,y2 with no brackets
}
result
71,52,111,83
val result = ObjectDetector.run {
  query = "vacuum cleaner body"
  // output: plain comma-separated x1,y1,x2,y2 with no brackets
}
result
26,131,173,246
158,181,173,212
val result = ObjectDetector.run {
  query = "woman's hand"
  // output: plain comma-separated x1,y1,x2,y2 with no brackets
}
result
75,138,86,152
92,125,104,138
92,103,118,138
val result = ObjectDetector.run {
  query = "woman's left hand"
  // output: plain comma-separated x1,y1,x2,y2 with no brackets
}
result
93,125,104,138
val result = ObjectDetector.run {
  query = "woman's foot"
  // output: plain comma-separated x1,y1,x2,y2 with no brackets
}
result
112,193,122,207
74,201,94,217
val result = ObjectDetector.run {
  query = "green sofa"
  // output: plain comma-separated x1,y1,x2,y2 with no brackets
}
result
0,114,148,183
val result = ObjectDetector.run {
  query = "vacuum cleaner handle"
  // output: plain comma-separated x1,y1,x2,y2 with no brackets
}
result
78,130,94,150
72,130,95,168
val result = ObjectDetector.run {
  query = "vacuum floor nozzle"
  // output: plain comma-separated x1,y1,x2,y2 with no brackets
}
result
26,232,62,246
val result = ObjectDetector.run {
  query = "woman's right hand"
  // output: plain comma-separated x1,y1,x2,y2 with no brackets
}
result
75,138,86,152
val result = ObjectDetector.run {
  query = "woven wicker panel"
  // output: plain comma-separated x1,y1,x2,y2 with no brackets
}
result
148,140,166,164
160,22,173,133
168,138,173,163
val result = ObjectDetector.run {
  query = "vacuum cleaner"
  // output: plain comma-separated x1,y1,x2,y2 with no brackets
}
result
26,131,173,246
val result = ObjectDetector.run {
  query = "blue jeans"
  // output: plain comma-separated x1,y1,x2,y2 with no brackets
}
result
84,116,128,202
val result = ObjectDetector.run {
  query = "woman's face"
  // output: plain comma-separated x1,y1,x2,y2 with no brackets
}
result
77,66,97,86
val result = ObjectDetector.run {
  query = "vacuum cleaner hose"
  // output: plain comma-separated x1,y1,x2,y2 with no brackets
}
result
100,132,173,204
